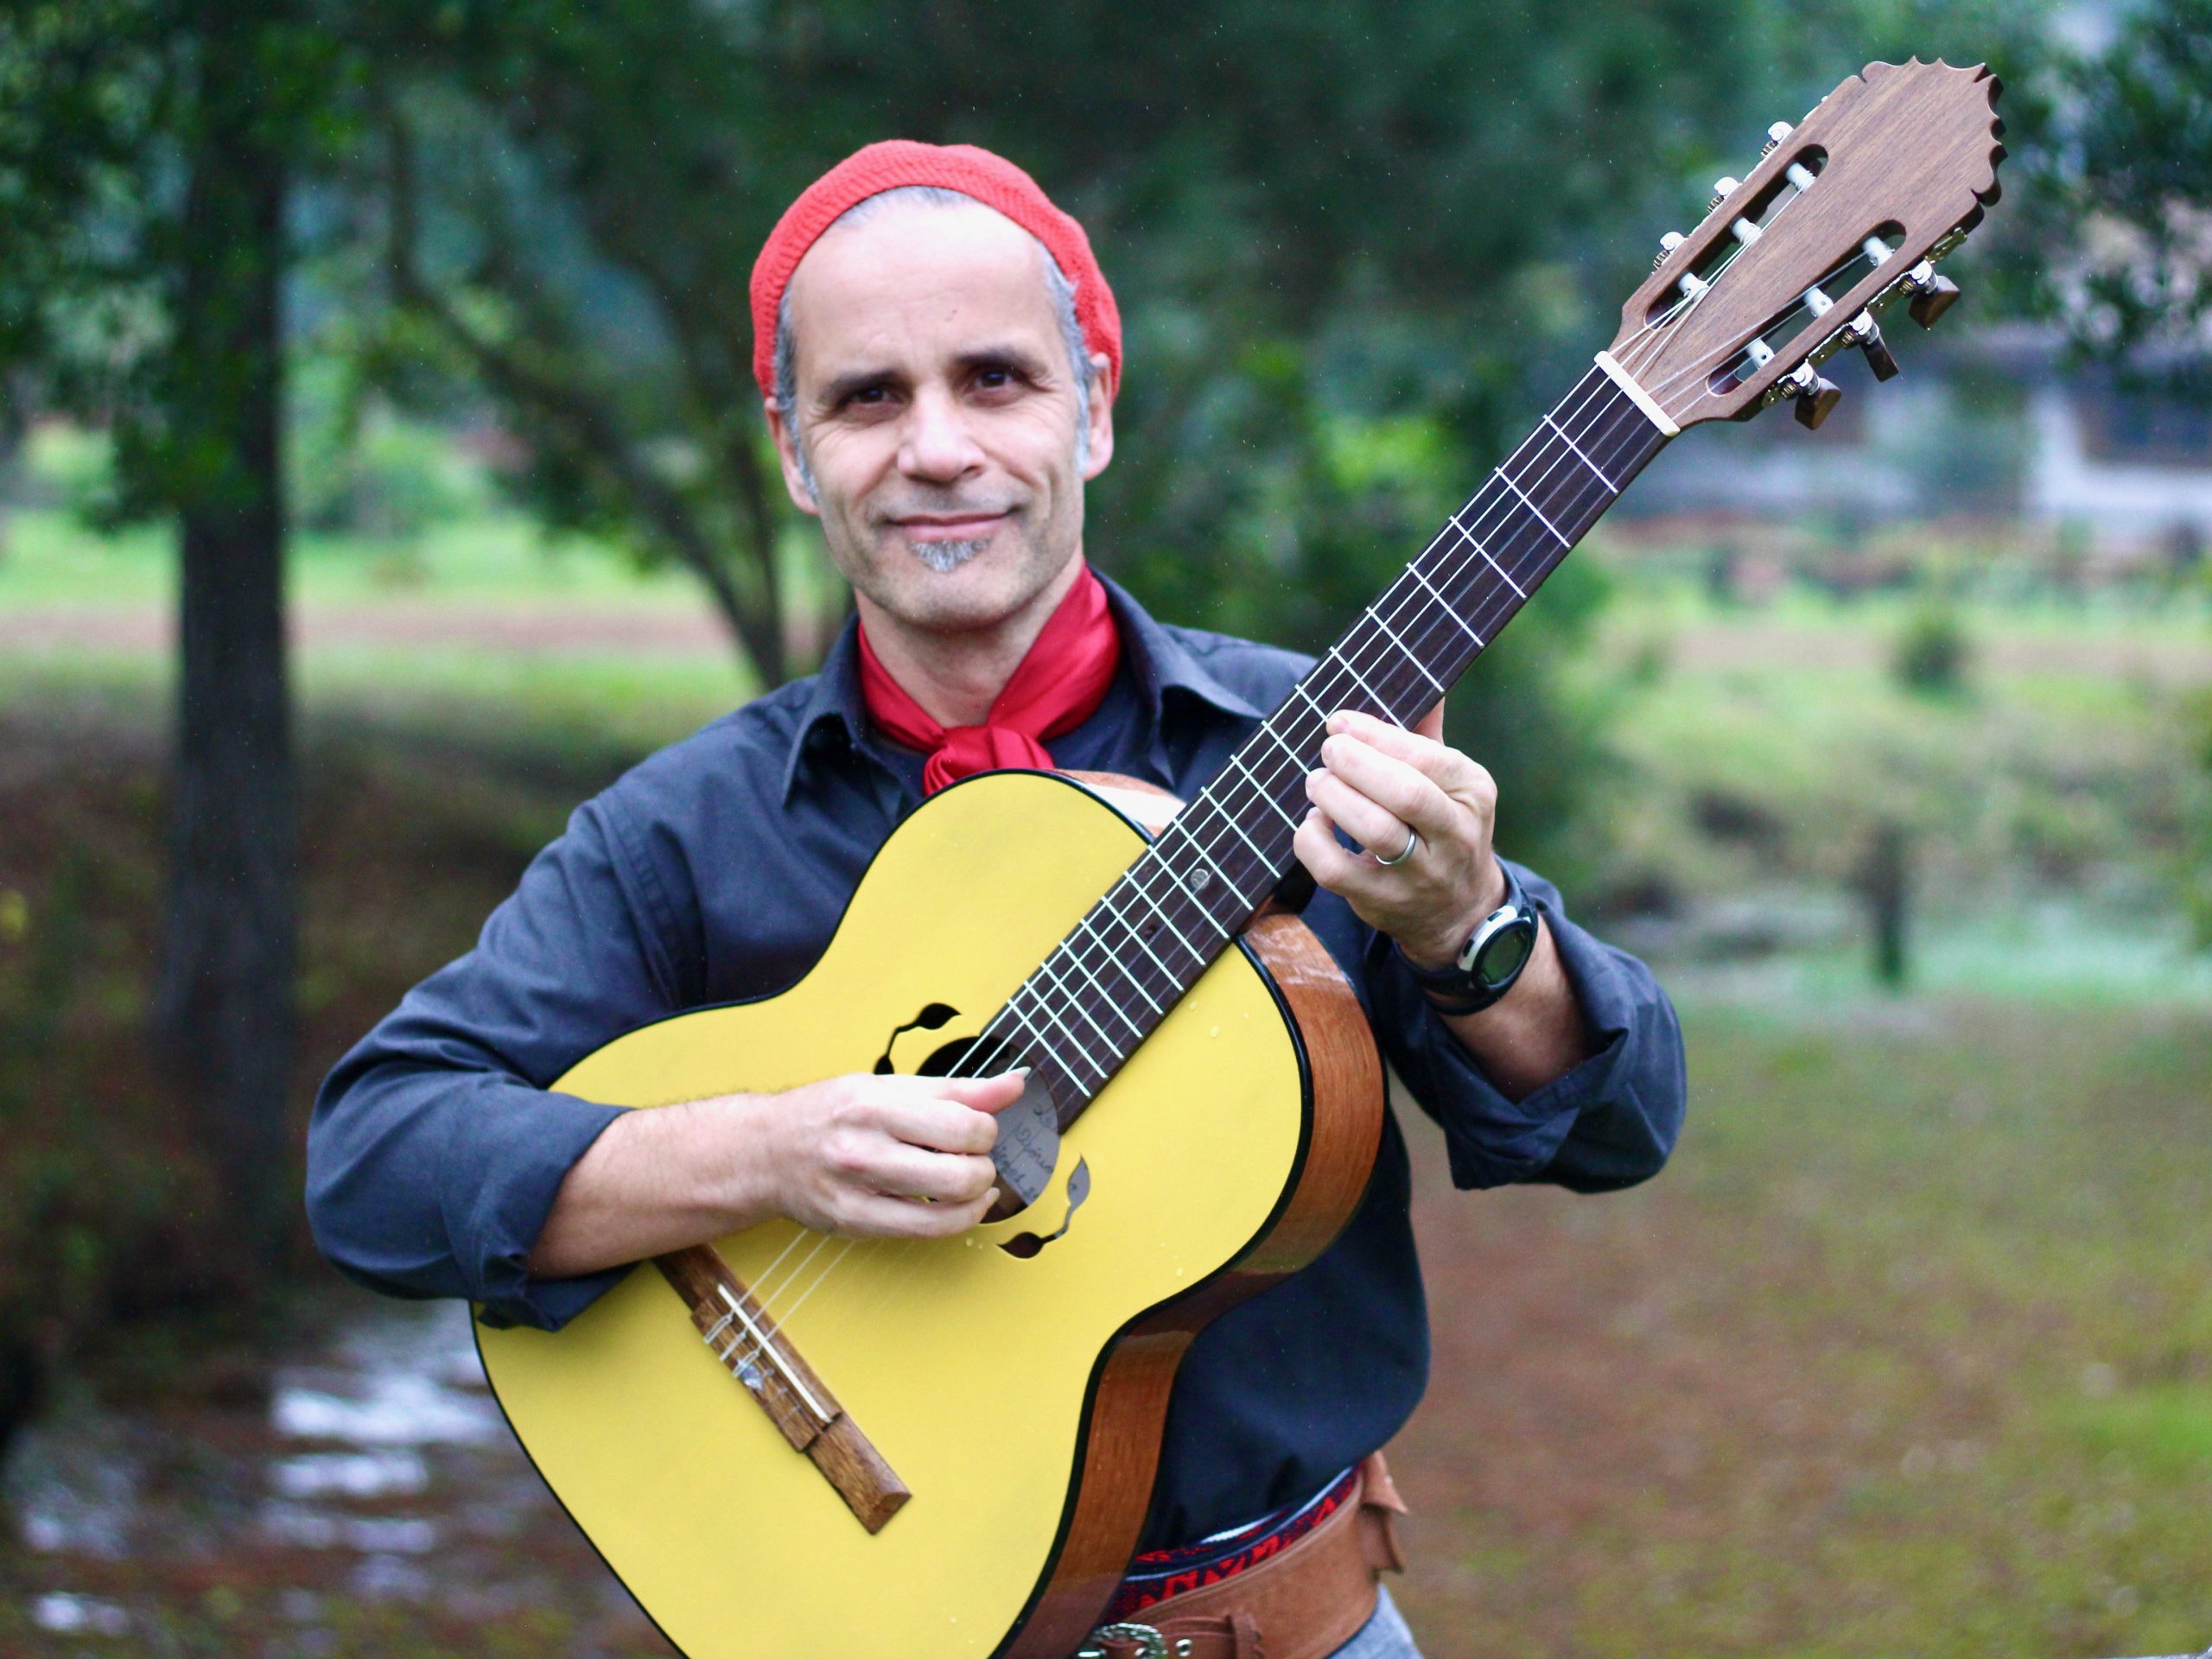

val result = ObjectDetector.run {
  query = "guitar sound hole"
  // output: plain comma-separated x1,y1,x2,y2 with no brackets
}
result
870,1001,963,1075
912,1032,1016,1078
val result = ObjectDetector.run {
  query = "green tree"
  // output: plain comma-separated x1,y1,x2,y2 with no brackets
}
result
2037,0,2212,939
352,1,2043,870
2036,0,2212,361
0,2,365,1260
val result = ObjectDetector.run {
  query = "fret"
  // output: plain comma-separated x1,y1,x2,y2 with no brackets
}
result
1257,717,1310,775
1014,982,1113,1080
1069,915,1167,1018
988,984,1065,1067
1224,753,1305,836
1160,822,1244,912
1545,413,1617,492
1198,789,1279,867
1285,678,1341,730
1111,869,1215,966
1360,604,1446,696
1090,893,1182,1000
1494,467,1571,549
1323,644,1391,714
997,369,1670,1116
1445,508,1529,599
1403,565,1486,650
1005,991,1107,1084
1041,944,1147,1043
1027,950,1119,1051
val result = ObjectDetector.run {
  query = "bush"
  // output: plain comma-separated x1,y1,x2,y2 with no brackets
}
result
2183,688,2212,950
1891,601,1973,697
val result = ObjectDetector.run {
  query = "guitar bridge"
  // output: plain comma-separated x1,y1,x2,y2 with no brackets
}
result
655,1244,910,1533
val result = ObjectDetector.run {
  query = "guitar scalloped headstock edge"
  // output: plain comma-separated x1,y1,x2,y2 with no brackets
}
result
1606,59,2005,435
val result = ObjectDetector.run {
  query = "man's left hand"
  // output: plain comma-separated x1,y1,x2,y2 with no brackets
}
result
1293,704,1506,971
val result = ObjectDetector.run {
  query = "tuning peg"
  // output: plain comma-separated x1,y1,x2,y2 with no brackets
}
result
1708,175,1742,211
1652,230,1685,270
1762,120,1793,156
1794,375,1843,430
1907,271,1961,327
1844,311,1900,381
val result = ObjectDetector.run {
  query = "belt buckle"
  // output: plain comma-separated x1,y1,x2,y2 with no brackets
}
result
1077,1621,1170,1659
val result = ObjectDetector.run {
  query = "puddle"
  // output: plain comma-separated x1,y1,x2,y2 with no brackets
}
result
0,1294,671,1653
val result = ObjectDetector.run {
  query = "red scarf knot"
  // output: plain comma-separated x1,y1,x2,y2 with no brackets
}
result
857,565,1122,795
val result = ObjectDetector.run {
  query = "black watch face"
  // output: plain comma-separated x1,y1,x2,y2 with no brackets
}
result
1476,917,1537,988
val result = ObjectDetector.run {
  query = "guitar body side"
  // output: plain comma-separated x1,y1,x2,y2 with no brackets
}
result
476,769,1383,1659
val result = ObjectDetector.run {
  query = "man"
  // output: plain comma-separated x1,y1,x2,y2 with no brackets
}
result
308,141,1687,1659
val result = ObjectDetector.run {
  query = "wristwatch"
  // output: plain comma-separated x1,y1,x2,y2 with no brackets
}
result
1395,861,1541,1015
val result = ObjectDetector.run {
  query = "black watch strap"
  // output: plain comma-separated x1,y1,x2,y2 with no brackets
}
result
1395,861,1541,1016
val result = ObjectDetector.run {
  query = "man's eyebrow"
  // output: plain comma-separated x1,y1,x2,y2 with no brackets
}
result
814,365,904,410
813,344,1057,410
957,343,1055,378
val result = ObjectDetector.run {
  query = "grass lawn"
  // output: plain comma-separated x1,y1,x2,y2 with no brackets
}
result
1394,996,2212,1659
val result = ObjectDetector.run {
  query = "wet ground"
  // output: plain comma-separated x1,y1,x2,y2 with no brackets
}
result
0,1297,673,1656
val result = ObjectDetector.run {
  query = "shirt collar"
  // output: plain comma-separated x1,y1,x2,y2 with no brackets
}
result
779,569,1263,805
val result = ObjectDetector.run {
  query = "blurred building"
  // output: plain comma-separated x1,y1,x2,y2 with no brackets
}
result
1619,321,2212,553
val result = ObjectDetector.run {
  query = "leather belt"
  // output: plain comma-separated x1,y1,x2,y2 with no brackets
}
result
1077,1452,1408,1659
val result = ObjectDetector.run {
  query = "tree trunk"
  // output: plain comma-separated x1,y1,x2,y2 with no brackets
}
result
1861,819,1911,992
149,37,296,1263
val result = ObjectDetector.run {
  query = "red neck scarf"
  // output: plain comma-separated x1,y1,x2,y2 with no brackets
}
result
857,564,1122,794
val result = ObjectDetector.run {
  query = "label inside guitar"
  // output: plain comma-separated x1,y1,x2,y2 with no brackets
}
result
990,1074,1061,1208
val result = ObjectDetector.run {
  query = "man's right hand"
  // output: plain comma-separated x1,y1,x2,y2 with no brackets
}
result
741,1070,1020,1237
525,1068,1026,1279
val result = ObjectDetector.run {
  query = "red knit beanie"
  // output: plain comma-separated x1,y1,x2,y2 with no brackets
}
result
749,140,1122,404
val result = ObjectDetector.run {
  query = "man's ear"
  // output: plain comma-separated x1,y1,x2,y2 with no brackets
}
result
1080,351,1116,482
764,397,823,517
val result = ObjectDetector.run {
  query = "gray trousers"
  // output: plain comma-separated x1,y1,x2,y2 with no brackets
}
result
1330,1586,1424,1658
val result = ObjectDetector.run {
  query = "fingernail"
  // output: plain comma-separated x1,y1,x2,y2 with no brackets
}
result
1007,1065,1033,1079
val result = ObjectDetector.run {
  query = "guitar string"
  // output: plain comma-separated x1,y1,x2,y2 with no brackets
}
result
754,363,1691,1353
734,350,1666,1337
721,188,1851,1364
720,377,1654,1364
946,238,1797,1085
975,162,1856,1080
712,186,1867,1382
780,378,1689,1350
969,195,1851,1068
1007,200,1898,1043
725,273,1771,1363
729,302,1766,1365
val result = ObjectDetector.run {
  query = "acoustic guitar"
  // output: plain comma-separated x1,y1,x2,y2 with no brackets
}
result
476,59,2005,1658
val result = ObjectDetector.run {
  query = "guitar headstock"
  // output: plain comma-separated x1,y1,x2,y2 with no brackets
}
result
1607,59,2005,434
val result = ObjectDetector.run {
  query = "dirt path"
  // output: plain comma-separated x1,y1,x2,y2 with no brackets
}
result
0,601,732,656
1665,619,2212,685
6,601,2209,683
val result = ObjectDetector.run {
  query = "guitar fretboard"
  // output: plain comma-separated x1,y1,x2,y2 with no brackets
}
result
985,365,1672,1124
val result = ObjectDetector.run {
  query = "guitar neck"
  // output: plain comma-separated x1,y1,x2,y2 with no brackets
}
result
992,362,1673,1121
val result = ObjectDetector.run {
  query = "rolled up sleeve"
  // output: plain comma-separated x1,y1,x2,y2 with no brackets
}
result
306,795,689,1332
1370,857,1688,1193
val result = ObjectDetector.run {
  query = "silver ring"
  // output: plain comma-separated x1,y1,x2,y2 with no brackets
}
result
1374,825,1420,867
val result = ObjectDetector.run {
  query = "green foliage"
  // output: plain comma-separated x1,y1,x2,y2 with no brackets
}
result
2183,687,2212,950
0,3,361,518
1,0,2071,801
289,368,493,545
1891,600,1974,697
2039,0,2212,356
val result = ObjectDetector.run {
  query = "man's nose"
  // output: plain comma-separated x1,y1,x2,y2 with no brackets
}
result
898,385,986,484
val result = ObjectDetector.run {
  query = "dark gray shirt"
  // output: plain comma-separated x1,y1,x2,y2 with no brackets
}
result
306,574,1687,1547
